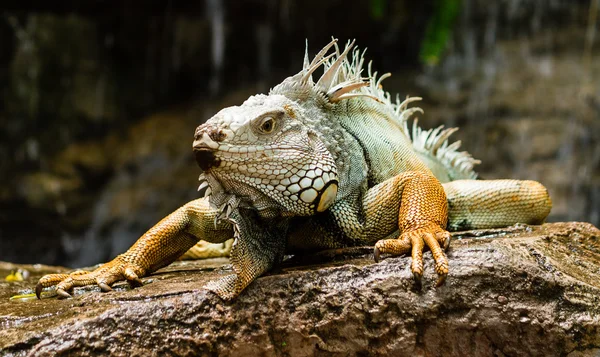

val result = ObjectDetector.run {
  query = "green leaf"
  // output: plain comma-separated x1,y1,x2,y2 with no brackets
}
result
419,0,462,66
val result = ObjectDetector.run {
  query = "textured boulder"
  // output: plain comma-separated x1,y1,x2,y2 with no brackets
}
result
1,222,599,356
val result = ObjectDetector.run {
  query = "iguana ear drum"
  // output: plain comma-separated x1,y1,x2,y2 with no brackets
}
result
316,181,338,212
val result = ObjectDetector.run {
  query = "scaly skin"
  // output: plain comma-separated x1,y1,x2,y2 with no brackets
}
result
36,39,552,300
444,179,553,230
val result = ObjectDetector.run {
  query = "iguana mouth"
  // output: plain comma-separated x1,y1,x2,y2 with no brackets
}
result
194,148,221,171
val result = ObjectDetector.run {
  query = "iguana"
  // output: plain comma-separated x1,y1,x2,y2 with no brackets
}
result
36,39,552,300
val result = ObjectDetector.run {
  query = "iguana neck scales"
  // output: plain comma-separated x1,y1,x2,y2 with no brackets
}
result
36,38,551,300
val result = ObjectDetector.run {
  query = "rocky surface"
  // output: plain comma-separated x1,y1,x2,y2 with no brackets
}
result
1,222,599,356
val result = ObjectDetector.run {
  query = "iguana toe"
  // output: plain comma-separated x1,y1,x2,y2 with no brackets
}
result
422,231,449,285
179,240,233,260
374,225,450,286
36,273,70,299
435,274,447,287
373,234,412,260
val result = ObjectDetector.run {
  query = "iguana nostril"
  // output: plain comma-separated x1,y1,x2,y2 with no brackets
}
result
194,125,225,143
208,129,226,142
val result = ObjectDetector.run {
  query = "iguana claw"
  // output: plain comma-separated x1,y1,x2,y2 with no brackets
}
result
56,288,72,299
436,274,447,287
98,282,113,292
412,272,423,288
128,277,144,288
373,246,381,263
35,283,43,299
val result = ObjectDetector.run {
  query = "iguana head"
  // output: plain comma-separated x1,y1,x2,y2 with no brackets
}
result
192,39,369,219
193,93,339,218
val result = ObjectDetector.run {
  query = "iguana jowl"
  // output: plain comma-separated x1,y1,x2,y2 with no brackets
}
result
36,39,552,300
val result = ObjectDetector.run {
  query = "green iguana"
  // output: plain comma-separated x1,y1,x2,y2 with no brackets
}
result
36,39,552,300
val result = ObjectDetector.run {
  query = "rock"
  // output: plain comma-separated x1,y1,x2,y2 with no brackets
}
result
1,222,599,356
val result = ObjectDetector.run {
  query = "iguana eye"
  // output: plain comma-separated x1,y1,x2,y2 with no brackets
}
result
259,116,275,134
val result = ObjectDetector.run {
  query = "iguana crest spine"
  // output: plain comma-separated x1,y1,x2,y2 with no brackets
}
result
272,38,479,181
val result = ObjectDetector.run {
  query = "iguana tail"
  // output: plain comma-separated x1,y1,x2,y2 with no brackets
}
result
443,179,552,231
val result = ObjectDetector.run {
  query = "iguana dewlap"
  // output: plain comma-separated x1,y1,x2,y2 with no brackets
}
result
36,39,552,300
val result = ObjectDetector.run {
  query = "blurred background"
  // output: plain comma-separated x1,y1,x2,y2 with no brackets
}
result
0,0,598,267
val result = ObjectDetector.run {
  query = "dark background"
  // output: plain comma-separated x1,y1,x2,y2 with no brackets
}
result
1,0,598,267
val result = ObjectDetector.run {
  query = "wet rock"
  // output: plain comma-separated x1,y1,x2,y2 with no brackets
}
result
1,222,599,356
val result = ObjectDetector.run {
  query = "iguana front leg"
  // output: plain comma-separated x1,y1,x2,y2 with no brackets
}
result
333,171,450,285
204,207,288,300
371,172,450,285
36,197,233,298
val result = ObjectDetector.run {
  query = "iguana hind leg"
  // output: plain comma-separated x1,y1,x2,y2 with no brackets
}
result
36,197,233,298
179,239,233,260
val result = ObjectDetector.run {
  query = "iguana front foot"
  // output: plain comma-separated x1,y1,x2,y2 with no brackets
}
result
374,224,451,286
36,257,145,299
